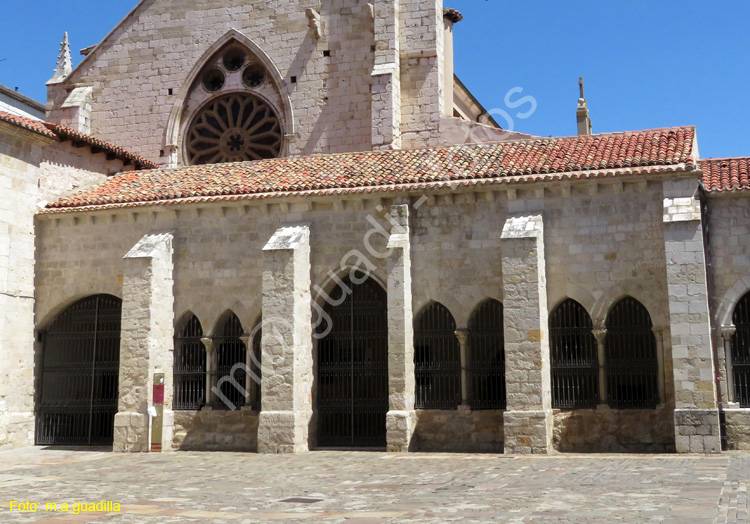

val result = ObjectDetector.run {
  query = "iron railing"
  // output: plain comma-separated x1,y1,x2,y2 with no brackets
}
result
37,295,121,446
174,315,206,410
317,273,388,447
467,300,506,409
732,292,750,407
605,297,659,409
550,299,599,409
211,313,246,410
414,302,461,410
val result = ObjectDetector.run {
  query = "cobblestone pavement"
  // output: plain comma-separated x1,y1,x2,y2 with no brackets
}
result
0,447,747,523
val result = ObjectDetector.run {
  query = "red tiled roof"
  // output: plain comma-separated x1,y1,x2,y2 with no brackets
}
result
46,126,697,212
0,111,57,138
700,157,750,193
0,110,157,170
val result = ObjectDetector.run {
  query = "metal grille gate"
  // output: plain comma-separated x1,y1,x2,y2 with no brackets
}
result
467,300,506,409
174,315,206,410
732,292,750,407
605,297,659,408
414,303,461,409
550,299,599,409
316,274,388,447
212,313,246,410
36,295,122,446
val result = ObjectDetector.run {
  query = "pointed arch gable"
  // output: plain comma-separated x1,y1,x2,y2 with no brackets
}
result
213,309,244,337
597,281,665,328
468,298,503,324
415,300,456,325
312,265,388,309
548,284,598,324
165,28,294,152
175,310,204,333
36,289,123,331
605,296,654,328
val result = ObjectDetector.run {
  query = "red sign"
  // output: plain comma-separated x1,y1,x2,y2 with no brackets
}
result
153,384,165,404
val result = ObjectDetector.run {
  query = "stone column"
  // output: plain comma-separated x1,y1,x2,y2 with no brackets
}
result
114,231,175,453
455,329,469,406
501,214,553,454
662,179,721,453
239,333,252,407
592,328,607,404
201,337,215,407
257,226,312,454
653,328,666,405
721,326,737,404
386,205,416,451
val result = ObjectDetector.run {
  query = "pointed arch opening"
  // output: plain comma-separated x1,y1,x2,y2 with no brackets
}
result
467,299,506,409
211,312,246,410
315,272,388,447
550,299,599,409
414,302,461,410
36,294,122,446
604,297,659,409
173,313,206,411
732,291,750,406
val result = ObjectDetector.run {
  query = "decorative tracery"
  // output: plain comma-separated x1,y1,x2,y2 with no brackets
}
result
183,43,283,166
186,94,282,165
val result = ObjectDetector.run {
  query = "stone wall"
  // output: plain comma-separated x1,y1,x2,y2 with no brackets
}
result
173,408,258,451
34,176,698,453
553,407,675,453
47,0,455,165
412,409,503,452
724,410,750,451
0,123,122,450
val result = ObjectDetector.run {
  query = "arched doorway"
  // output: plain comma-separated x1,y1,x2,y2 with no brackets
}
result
316,273,388,447
36,295,122,446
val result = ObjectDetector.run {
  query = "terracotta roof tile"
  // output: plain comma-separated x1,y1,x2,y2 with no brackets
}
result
700,157,750,193
46,126,697,212
0,110,157,169
0,110,57,138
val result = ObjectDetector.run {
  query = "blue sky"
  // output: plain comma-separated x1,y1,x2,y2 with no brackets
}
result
0,1,746,158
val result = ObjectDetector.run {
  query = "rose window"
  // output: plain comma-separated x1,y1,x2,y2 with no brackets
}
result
186,93,282,165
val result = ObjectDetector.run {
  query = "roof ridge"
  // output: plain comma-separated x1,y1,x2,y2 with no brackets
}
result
701,156,750,162
134,125,697,176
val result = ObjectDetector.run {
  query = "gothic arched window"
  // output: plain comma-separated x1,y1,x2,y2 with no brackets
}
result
604,297,659,409
183,43,283,166
550,299,599,409
414,303,461,409
212,312,246,410
467,300,505,409
173,314,206,410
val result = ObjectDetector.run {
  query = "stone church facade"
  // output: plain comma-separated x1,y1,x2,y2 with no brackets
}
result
0,0,748,454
